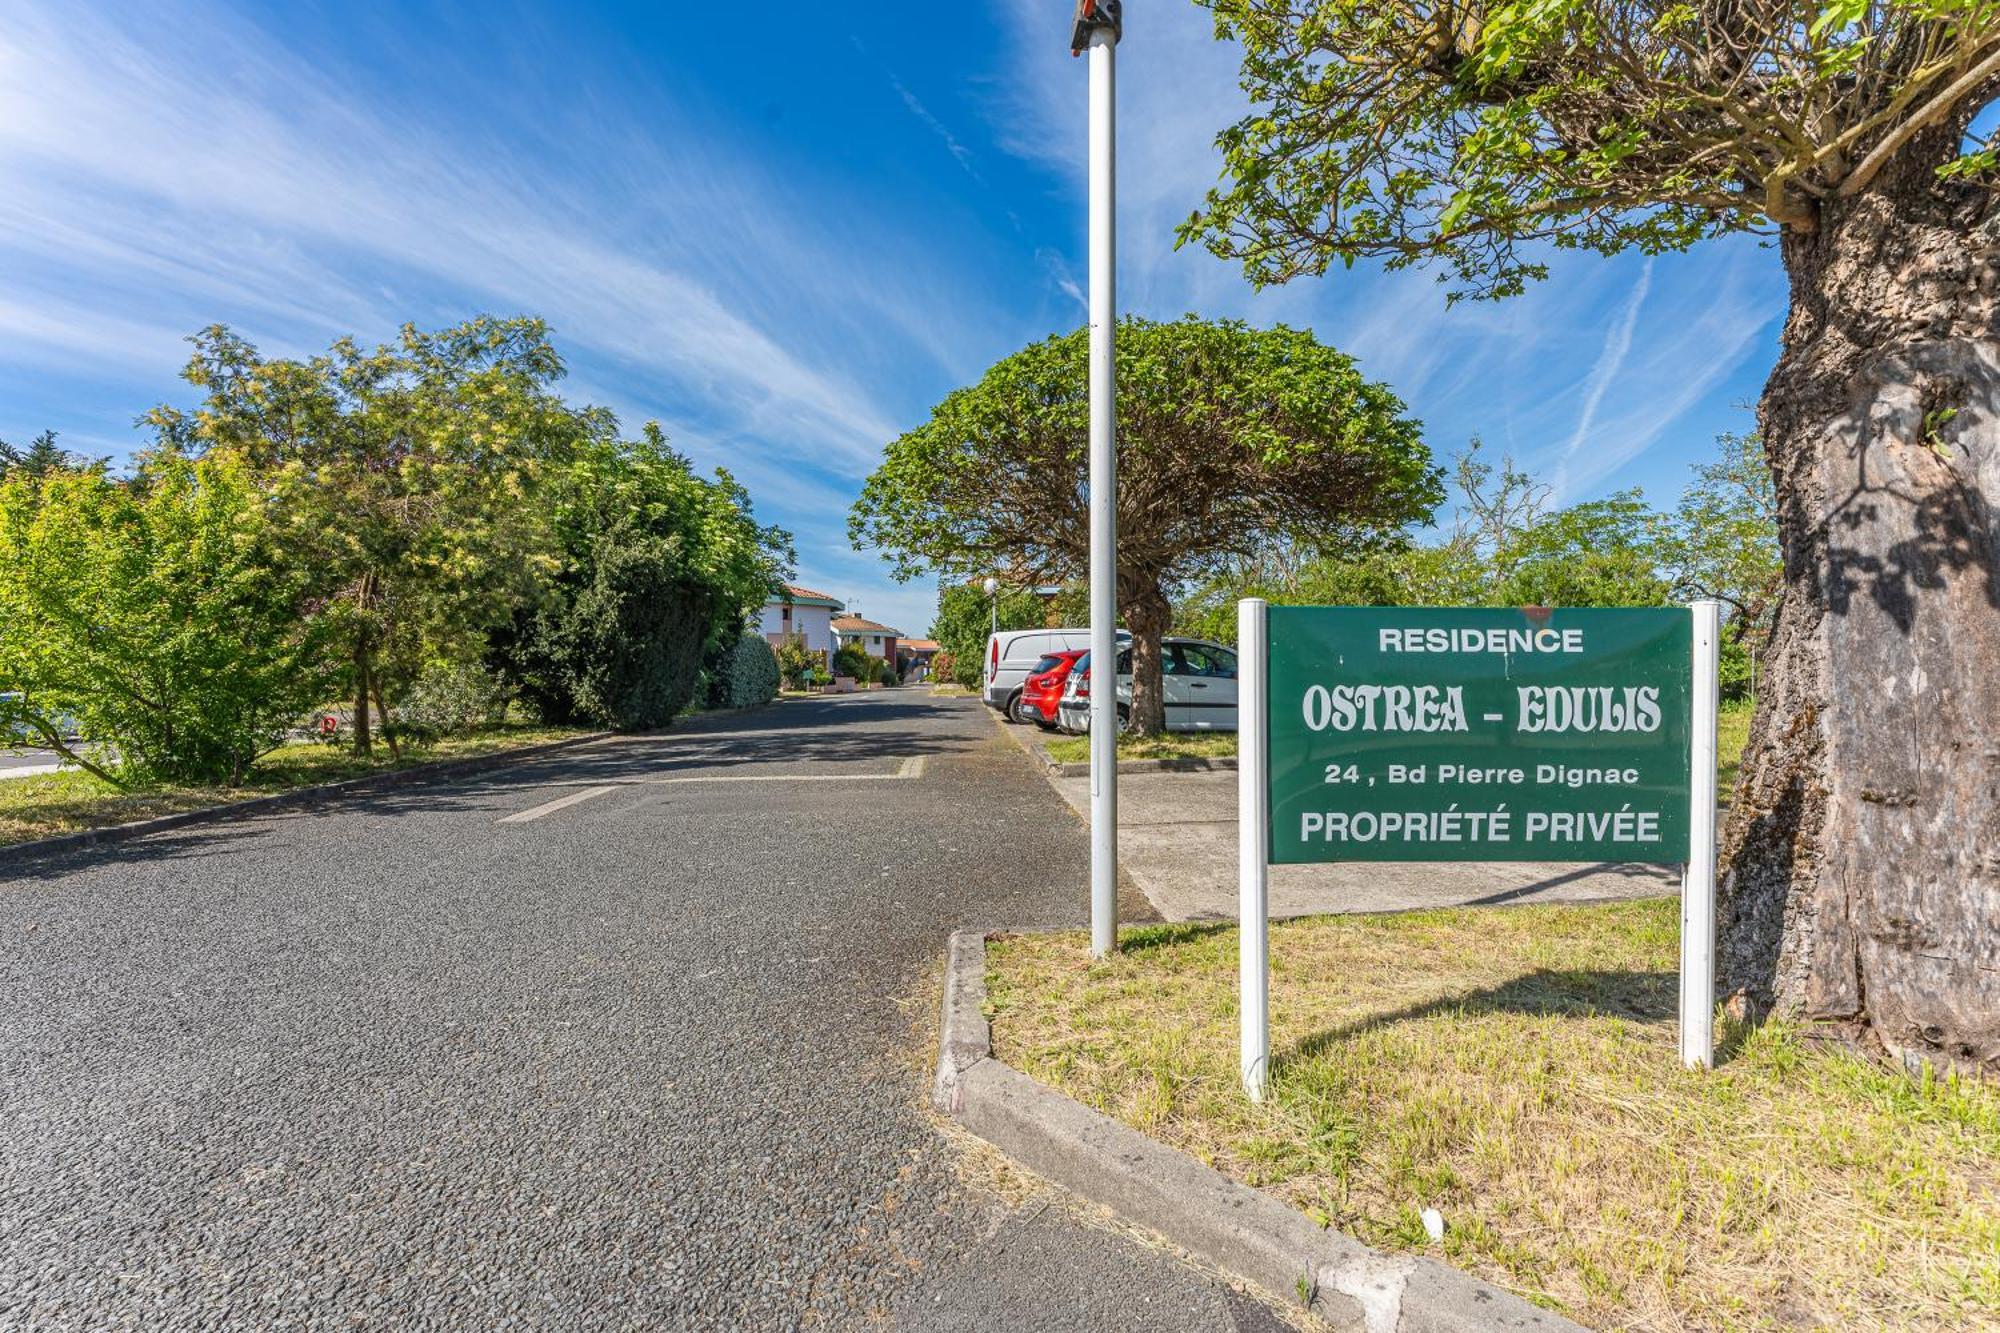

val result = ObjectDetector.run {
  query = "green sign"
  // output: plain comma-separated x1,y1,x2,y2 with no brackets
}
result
1265,607,1692,864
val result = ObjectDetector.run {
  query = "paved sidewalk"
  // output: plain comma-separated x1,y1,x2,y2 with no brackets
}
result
998,718,1677,920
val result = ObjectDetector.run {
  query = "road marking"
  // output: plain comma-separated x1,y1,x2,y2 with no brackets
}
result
498,785,619,823
642,760,925,786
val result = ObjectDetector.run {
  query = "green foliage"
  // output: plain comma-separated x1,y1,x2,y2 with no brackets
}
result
774,637,820,689
831,641,873,681
710,631,781,709
1180,433,1774,700
875,660,898,687
0,430,83,482
147,317,611,753
1492,493,1672,608
491,423,790,732
929,582,1052,688
396,661,509,742
1185,1,2000,295
506,536,711,730
0,451,336,785
855,317,1438,731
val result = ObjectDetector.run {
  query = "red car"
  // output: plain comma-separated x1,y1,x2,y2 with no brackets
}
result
1013,650,1086,728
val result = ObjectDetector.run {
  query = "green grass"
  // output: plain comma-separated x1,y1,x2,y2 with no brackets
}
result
988,900,2000,1332
1042,731,1240,764
0,724,593,848
1717,696,1755,793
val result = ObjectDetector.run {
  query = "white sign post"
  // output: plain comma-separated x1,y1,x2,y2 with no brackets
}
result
1680,599,1721,1069
1237,599,1724,1101
1238,597,1271,1102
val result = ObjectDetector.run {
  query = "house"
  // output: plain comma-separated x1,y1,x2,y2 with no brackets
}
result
897,638,940,681
830,614,901,667
758,583,844,659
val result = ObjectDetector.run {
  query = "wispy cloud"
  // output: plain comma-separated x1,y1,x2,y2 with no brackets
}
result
1561,259,1654,470
983,0,1782,507
0,3,1015,461
890,75,981,181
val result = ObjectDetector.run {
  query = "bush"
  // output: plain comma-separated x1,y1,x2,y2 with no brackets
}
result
711,631,780,709
774,638,819,689
832,642,872,680
876,660,897,686
397,661,508,742
0,451,337,785
498,535,711,731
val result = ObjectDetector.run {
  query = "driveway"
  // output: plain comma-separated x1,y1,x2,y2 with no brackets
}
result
0,693,1283,1331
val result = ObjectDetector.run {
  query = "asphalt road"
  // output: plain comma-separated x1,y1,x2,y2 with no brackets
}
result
0,750,67,780
0,692,1284,1331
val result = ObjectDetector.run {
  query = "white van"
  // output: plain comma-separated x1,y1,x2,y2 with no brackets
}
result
982,627,1126,719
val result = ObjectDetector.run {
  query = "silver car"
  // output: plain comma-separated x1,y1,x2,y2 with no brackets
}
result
1057,638,1239,733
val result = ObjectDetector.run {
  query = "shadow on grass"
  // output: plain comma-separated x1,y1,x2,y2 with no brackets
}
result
1280,967,1678,1076
1119,920,1235,953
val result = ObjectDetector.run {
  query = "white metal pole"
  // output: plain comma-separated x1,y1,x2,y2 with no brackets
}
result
1238,598,1270,1101
1681,600,1721,1069
1087,25,1119,959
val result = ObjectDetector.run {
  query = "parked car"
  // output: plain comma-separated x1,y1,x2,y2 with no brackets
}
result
1057,638,1240,734
1014,649,1086,728
982,626,1126,719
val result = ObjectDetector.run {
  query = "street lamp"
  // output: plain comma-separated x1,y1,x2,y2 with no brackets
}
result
982,576,1000,638
1072,0,1120,958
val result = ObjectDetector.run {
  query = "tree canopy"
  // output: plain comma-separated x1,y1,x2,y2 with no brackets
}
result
147,318,611,754
1185,0,2000,295
852,316,1439,731
0,451,335,785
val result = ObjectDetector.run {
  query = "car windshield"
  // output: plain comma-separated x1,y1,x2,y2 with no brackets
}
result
1030,655,1063,674
1073,652,1090,674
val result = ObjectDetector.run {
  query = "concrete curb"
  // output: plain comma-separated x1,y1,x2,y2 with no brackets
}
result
0,730,613,869
935,929,1585,1333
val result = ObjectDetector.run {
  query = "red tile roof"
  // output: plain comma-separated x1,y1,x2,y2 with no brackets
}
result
772,582,843,607
831,615,902,635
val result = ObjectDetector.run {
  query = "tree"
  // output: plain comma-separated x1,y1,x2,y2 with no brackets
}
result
928,581,1056,690
0,451,336,785
0,431,80,481
852,317,1440,733
1665,432,1785,697
492,424,791,730
1493,492,1672,608
147,318,608,756
1186,1,2000,1068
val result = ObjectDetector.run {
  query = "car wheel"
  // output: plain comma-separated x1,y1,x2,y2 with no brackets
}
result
1006,690,1033,724
1116,704,1136,735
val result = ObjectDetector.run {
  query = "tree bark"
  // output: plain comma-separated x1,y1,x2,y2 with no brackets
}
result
1124,579,1172,736
1719,139,2000,1076
371,678,401,763
351,641,373,757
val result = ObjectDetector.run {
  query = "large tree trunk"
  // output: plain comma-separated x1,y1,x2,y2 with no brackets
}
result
1124,579,1172,736
351,641,373,757
1719,142,2000,1076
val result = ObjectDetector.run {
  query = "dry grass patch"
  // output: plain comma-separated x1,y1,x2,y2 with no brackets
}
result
987,899,2000,1331
1042,731,1239,764
0,725,591,847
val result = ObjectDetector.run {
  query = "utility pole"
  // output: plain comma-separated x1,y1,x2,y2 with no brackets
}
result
1071,0,1121,958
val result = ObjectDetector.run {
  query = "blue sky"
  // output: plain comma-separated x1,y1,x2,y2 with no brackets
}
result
0,0,1786,639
